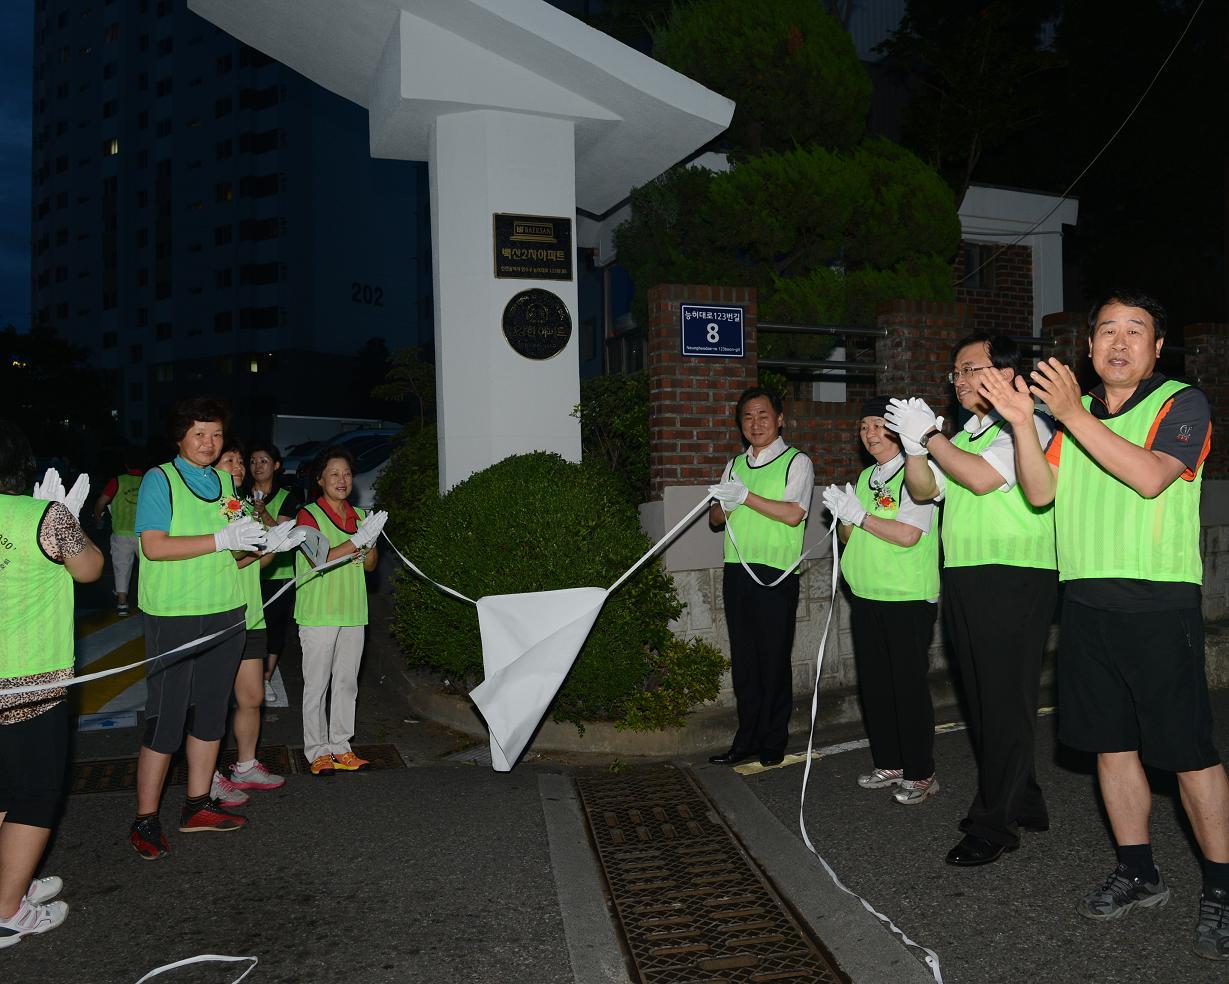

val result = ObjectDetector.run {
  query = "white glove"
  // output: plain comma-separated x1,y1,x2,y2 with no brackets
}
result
822,482,867,528
33,467,66,502
884,397,945,456
214,516,267,553
263,520,307,554
708,475,749,512
351,510,388,551
63,474,90,520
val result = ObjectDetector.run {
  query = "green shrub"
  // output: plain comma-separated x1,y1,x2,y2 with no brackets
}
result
572,371,650,505
373,423,439,546
391,452,724,732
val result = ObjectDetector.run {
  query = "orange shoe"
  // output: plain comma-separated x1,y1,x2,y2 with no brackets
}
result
332,751,370,772
309,754,336,776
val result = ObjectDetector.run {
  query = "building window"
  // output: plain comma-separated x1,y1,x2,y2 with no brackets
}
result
214,96,232,118
55,228,68,245
136,228,148,247
155,76,172,97
137,72,148,91
102,99,118,118
137,150,148,169
155,322,171,340
102,61,116,79
239,86,280,111
239,129,283,154
103,22,119,41
215,139,232,160
137,268,148,286
138,34,149,52
239,262,283,286
130,382,143,401
155,363,174,382
157,37,173,56
135,307,149,327
102,175,118,197
55,302,68,318
961,243,997,291
103,291,118,310
214,224,233,246
214,311,232,332
102,331,117,349
130,344,143,364
239,217,285,241
215,268,232,288
239,306,282,330
155,119,172,138
215,182,233,203
216,53,232,75
239,173,283,198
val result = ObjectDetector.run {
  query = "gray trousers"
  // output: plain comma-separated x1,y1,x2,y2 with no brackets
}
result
299,624,364,762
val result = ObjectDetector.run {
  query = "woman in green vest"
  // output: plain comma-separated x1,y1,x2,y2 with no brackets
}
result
247,442,299,705
294,446,387,777
91,454,145,616
0,420,103,946
129,398,266,860
823,396,942,806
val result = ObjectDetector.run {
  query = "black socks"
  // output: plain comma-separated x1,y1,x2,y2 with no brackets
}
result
1117,843,1159,884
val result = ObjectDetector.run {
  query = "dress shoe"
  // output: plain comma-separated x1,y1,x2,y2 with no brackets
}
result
708,747,757,766
945,833,1018,867
758,751,785,767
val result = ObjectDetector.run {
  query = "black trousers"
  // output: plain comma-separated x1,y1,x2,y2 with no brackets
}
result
260,577,295,658
724,563,801,757
944,564,1057,848
849,595,938,780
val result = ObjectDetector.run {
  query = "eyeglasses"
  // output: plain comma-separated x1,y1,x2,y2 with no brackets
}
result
947,365,992,383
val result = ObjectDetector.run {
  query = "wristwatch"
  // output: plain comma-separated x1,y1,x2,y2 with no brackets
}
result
918,428,940,449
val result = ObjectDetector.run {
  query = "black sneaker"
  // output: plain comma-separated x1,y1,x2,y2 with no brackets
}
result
1076,862,1169,920
1194,887,1229,960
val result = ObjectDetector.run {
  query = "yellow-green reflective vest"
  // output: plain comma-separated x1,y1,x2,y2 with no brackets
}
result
294,502,368,627
138,463,245,616
0,496,74,677
841,464,940,602
1055,380,1203,584
260,488,295,581
110,473,142,537
941,419,1056,571
722,447,806,572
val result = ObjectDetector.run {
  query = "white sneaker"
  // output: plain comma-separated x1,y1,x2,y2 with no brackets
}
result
0,898,69,948
210,770,250,806
893,775,940,805
229,759,286,791
263,680,277,706
26,876,62,905
857,768,904,789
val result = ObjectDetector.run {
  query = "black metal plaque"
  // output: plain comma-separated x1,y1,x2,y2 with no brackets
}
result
501,289,573,361
493,213,573,281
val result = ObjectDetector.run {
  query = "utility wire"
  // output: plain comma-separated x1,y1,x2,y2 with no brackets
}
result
954,0,1207,287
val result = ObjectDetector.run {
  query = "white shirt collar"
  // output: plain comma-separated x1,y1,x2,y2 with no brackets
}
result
872,452,904,480
963,409,1002,436
745,436,788,466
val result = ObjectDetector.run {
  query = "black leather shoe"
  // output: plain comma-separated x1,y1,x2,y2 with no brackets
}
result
758,751,785,767
945,833,1018,867
708,747,756,766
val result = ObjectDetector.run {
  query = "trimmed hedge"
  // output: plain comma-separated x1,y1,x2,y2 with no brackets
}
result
389,452,724,731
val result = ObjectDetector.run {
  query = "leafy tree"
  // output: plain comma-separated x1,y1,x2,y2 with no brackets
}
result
370,345,436,428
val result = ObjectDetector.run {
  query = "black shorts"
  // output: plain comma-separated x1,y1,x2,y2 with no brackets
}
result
0,700,69,828
241,628,267,662
1058,598,1220,772
143,608,246,753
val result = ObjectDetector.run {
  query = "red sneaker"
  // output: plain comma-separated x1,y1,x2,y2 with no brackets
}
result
130,816,170,860
179,798,247,833
332,751,370,772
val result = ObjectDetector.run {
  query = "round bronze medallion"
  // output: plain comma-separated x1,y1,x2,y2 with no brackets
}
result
501,288,572,361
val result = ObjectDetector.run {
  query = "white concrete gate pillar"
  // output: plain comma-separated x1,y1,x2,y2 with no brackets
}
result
430,111,579,490
187,0,733,492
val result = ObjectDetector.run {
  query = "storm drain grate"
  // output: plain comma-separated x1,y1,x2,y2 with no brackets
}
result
70,743,405,794
576,765,847,984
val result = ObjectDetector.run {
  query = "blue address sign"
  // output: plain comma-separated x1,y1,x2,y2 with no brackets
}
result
680,304,745,358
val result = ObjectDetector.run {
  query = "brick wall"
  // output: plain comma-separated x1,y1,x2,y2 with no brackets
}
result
1184,322,1229,480
954,241,1033,334
646,285,758,500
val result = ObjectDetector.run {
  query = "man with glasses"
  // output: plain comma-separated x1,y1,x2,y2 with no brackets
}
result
885,332,1057,866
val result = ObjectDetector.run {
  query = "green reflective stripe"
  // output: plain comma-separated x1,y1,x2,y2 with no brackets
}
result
1055,381,1202,583
138,463,245,616
261,488,295,581
941,420,1056,570
840,465,940,602
0,496,74,676
241,560,266,629
110,474,142,536
722,447,805,572
294,503,368,626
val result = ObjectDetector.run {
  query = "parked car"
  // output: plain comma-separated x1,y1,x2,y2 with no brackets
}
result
289,427,402,508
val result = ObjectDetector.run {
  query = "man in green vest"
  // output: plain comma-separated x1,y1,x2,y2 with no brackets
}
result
707,387,814,769
92,454,146,616
980,288,1229,960
130,397,266,860
823,396,942,805
886,332,1058,866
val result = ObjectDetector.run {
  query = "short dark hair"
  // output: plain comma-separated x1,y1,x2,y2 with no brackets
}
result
735,386,784,423
1087,287,1167,339
218,438,245,460
952,332,1019,373
0,419,36,494
168,396,230,444
248,441,283,466
311,445,355,488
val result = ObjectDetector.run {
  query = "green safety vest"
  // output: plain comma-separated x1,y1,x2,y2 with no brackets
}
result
841,464,940,602
942,419,1057,570
1055,380,1203,584
0,496,74,677
240,559,266,630
722,447,806,572
110,473,142,537
138,462,245,617
294,502,368,627
260,488,295,581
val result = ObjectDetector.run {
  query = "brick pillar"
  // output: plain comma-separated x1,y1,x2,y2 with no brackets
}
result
1184,322,1229,480
647,284,758,500
875,299,971,427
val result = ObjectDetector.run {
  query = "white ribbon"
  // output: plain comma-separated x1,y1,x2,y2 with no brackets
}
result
133,954,257,983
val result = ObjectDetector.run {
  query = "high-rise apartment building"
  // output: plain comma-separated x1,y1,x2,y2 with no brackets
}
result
30,0,431,444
